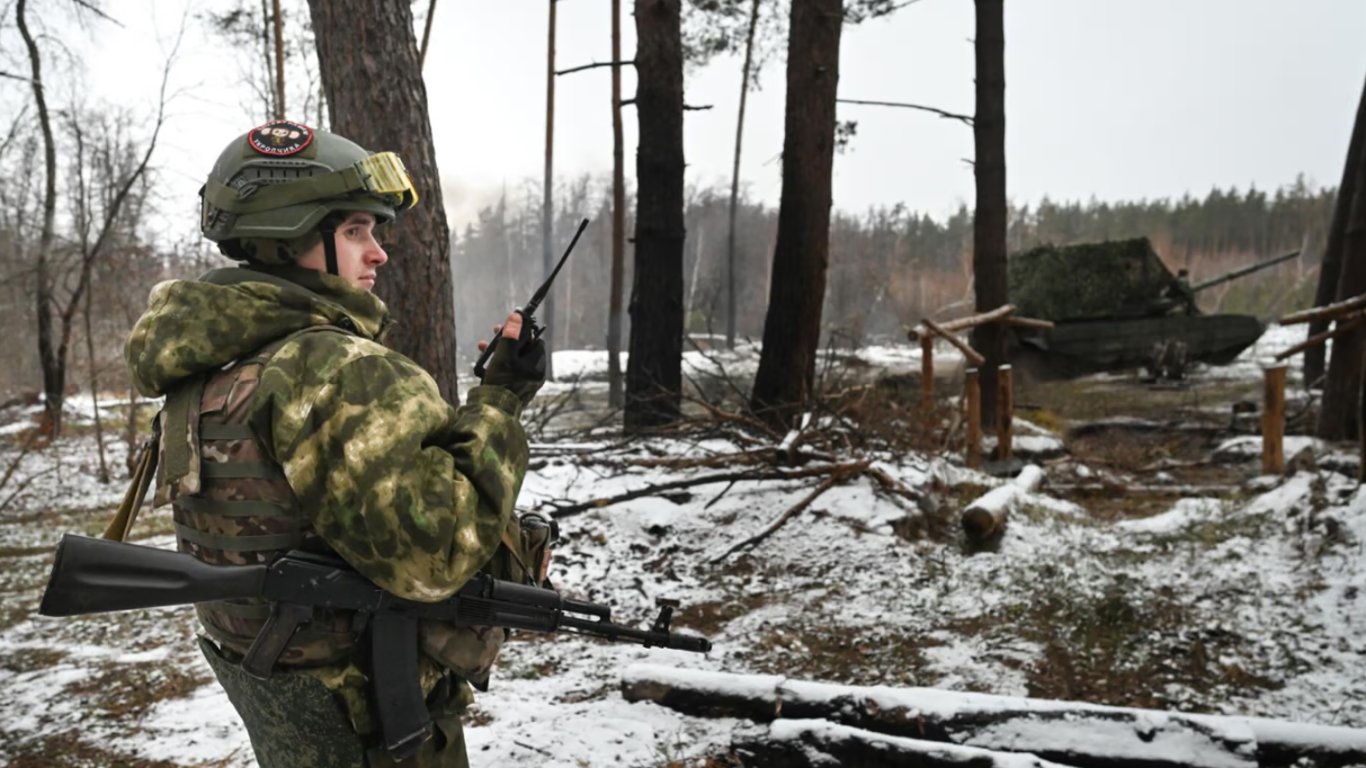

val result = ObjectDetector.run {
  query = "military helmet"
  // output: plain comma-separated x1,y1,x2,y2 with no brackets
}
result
201,120,418,263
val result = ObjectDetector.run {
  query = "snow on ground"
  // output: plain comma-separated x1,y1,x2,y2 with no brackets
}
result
1,324,1363,766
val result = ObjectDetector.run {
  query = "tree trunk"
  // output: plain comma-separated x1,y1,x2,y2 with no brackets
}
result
749,0,843,429
17,0,61,435
625,0,686,430
726,0,762,352
307,0,459,404
1319,147,1366,441
271,0,285,119
970,0,1008,429
609,0,626,407
83,285,109,483
542,0,558,381
1307,74,1366,389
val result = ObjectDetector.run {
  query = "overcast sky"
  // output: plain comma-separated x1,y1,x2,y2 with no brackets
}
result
38,0,1366,237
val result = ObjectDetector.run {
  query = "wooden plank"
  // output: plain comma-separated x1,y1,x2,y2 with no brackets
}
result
1006,315,1055,330
1262,364,1287,474
908,304,1016,341
965,368,981,469
997,364,1014,461
1279,291,1366,325
921,335,934,412
1274,313,1365,361
923,318,986,366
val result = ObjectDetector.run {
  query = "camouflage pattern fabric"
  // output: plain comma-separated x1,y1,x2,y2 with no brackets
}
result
1008,237,1184,322
201,637,472,768
127,263,528,765
170,327,358,666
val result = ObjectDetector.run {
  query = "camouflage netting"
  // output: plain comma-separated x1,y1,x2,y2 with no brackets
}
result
1009,237,1183,322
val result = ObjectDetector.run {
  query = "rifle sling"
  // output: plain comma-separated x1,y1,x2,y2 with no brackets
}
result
102,415,162,542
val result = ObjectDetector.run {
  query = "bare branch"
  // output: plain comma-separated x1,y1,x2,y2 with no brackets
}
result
683,103,713,111
67,0,121,26
837,97,973,126
557,59,633,76
709,459,871,562
542,461,862,519
419,0,438,70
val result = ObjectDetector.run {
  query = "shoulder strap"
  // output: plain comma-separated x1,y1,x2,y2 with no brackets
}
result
103,324,350,543
102,413,162,542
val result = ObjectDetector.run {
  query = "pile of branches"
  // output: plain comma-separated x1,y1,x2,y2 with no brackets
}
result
530,366,956,560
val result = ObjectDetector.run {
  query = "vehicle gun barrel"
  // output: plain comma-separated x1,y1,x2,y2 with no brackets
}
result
1189,250,1299,293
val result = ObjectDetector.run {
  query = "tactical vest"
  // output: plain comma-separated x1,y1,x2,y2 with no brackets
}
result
156,326,358,667
146,325,555,685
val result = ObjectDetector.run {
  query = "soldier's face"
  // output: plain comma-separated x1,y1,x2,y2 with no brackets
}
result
296,212,388,291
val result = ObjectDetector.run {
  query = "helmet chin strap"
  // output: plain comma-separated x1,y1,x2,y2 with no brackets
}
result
321,227,339,276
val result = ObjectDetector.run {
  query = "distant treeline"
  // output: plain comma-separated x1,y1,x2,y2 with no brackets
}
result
452,175,1334,353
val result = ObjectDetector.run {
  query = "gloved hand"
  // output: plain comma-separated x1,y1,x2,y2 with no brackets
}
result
480,313,547,406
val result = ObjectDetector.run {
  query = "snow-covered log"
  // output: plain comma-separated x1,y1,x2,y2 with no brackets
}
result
621,665,1366,768
731,719,1076,768
961,463,1044,540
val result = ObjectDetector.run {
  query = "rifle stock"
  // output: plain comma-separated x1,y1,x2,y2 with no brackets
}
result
39,533,266,616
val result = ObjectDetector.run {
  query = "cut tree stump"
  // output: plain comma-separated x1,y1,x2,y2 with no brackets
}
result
622,664,1366,768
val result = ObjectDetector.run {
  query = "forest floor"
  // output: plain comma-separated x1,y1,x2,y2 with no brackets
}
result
0,325,1362,767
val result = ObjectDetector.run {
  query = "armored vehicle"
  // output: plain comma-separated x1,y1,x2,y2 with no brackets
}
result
1008,237,1298,379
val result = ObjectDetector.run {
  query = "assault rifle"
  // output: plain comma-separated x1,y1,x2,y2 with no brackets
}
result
473,217,590,378
39,533,710,759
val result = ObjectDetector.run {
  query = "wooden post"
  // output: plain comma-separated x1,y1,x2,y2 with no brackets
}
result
965,368,981,469
997,363,1013,461
1262,364,1286,475
920,335,934,412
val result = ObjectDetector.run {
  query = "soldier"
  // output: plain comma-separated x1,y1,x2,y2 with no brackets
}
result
125,119,546,767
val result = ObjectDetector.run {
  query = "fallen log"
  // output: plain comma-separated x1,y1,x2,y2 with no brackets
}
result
961,464,1044,540
622,664,1366,768
731,719,1076,768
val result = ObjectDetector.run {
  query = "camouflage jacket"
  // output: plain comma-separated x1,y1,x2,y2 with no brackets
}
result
125,264,529,729
128,264,529,599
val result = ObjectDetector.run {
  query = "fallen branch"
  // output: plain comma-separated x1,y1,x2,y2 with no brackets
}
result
710,459,871,563
863,464,924,506
625,446,837,470
542,462,864,519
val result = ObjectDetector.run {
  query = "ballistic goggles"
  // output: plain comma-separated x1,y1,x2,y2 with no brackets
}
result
203,151,419,216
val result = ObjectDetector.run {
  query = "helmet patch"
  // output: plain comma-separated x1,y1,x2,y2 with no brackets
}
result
247,120,314,156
